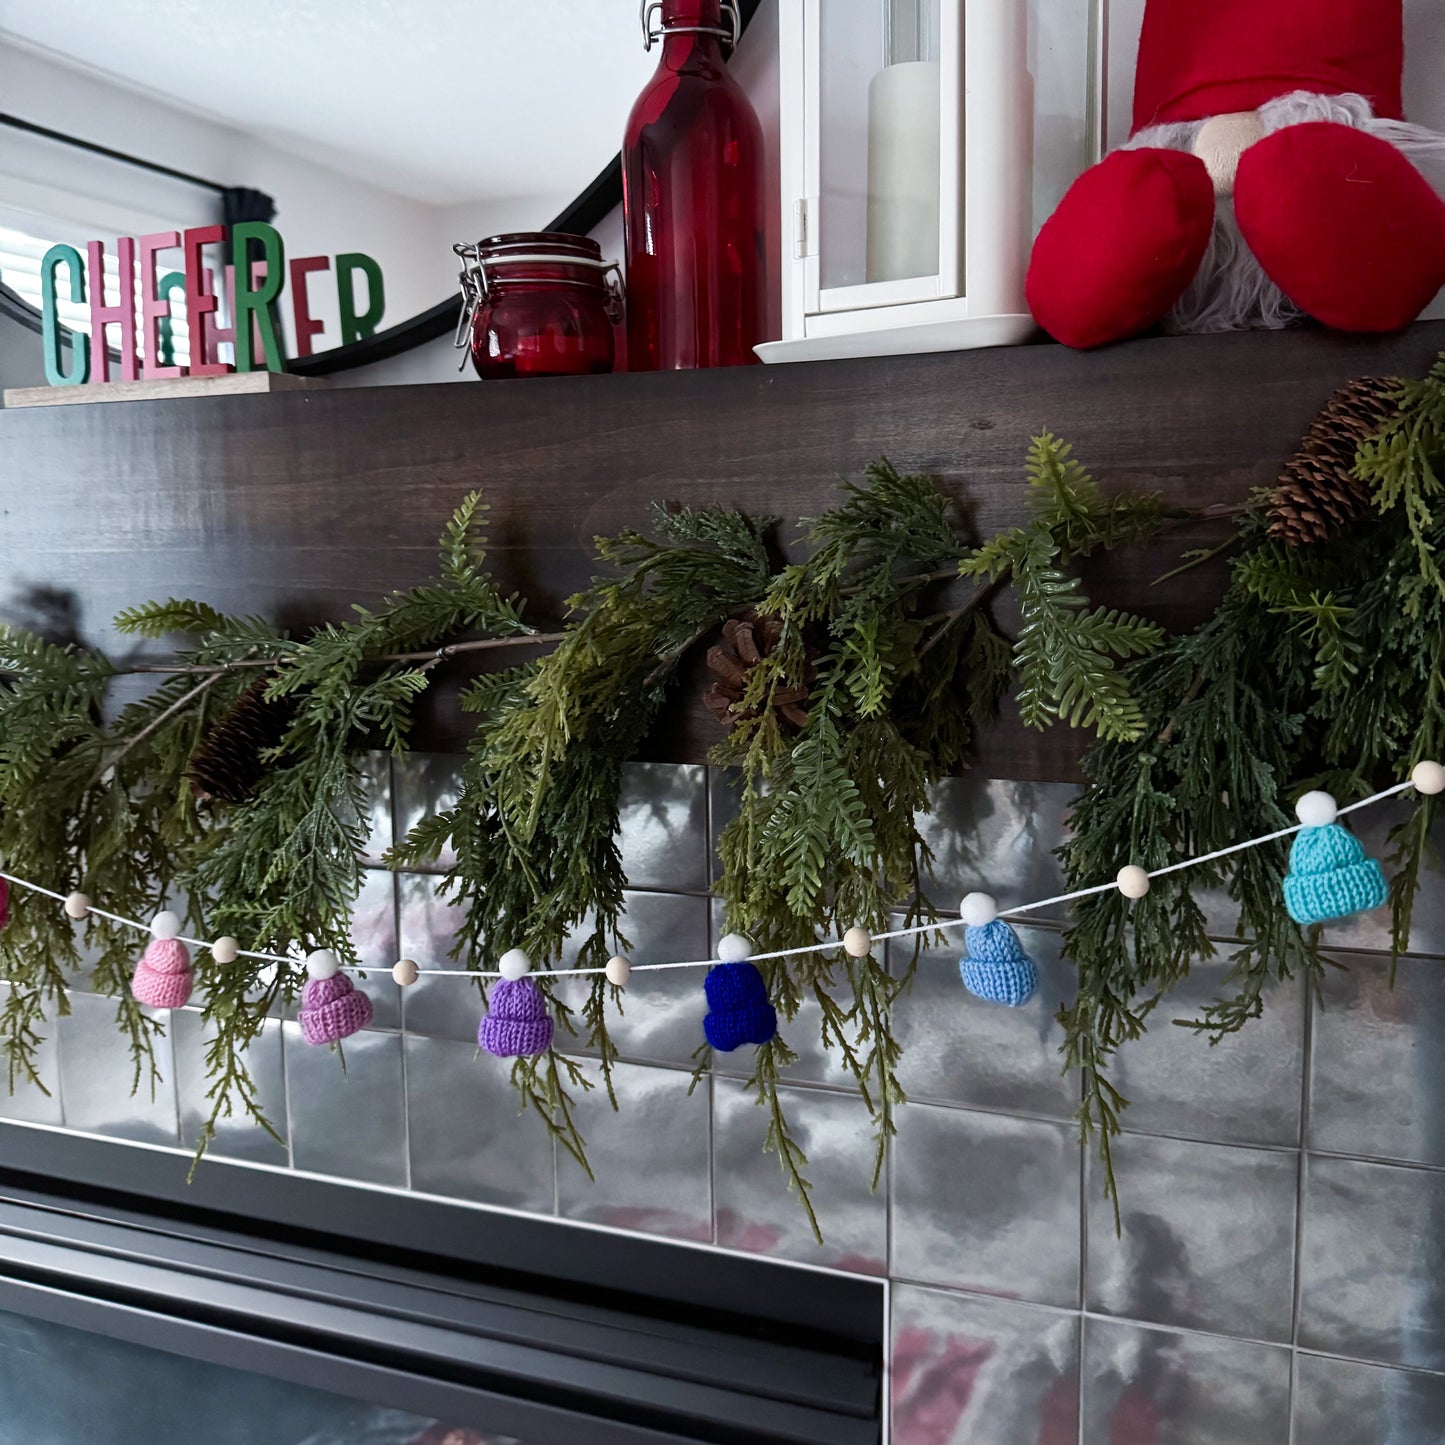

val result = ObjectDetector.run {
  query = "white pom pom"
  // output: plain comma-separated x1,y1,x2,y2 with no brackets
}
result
1116,865,1151,900
150,910,182,940
64,892,90,920
1296,791,1338,828
392,958,419,987
1412,760,1445,797
606,955,632,987
498,948,531,981
305,948,340,980
842,926,872,958
717,932,753,963
960,892,997,928
210,936,239,965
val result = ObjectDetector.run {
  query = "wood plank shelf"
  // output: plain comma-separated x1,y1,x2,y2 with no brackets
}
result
2,323,1442,781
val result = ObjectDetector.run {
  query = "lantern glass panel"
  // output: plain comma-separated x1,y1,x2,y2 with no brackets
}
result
819,0,943,292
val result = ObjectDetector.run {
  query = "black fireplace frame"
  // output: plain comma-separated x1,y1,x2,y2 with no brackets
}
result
0,1126,883,1444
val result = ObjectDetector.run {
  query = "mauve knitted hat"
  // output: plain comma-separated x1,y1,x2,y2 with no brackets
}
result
478,977,554,1058
959,919,1039,1008
300,973,373,1045
1283,822,1389,926
702,961,777,1053
131,937,195,1010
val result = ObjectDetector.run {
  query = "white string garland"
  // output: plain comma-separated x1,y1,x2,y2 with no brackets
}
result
0,769,1437,984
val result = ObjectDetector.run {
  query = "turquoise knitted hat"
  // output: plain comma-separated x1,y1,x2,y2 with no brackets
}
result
1283,822,1388,925
959,920,1038,1007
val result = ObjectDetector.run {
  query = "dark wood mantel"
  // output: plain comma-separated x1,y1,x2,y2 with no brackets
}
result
2,322,1442,781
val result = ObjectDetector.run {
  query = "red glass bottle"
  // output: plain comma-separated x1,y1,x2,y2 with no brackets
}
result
622,0,765,370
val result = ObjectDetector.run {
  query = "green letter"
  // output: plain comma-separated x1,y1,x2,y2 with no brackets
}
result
232,221,286,372
40,244,89,386
156,270,186,369
336,252,385,345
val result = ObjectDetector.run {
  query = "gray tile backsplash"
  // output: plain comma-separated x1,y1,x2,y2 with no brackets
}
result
12,754,1445,1441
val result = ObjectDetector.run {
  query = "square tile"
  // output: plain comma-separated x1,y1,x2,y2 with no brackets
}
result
57,990,179,1145
556,1061,711,1243
284,1021,406,1186
1310,951,1445,1166
1295,1354,1445,1445
1299,1154,1445,1370
1085,1133,1297,1342
617,761,709,894
347,866,401,1030
706,766,743,886
1110,960,1305,1148
888,923,1078,1121
392,751,462,870
173,1008,288,1166
356,749,395,862
554,892,712,1067
1082,1318,1290,1445
398,873,480,1042
713,1077,886,1274
890,1284,1079,1445
891,1102,1081,1307
404,1034,555,1212
916,777,1077,923
0,984,63,1126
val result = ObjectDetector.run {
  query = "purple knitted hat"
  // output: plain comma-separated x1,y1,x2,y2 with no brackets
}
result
300,973,373,1045
478,977,553,1058
131,937,194,1010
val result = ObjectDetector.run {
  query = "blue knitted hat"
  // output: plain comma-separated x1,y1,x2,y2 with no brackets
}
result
1283,822,1388,925
702,962,777,1052
959,920,1039,1008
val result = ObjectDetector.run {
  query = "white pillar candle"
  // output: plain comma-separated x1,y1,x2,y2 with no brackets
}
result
866,60,941,284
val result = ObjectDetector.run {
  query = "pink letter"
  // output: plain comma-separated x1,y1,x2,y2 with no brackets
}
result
87,238,138,383
139,231,184,379
288,255,330,358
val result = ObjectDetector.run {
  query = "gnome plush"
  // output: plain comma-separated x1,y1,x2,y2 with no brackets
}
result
1028,0,1445,348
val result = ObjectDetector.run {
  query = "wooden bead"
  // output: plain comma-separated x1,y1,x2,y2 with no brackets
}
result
392,958,419,987
64,892,90,920
842,926,872,958
605,955,631,987
210,936,239,965
1116,865,1151,900
1412,760,1445,796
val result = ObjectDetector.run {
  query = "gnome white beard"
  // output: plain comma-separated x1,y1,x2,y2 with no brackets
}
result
1125,90,1445,334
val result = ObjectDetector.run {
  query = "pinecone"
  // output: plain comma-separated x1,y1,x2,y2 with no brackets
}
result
1268,376,1401,547
187,677,293,805
703,612,812,731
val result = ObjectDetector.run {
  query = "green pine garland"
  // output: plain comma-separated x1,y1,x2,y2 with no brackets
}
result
0,353,1441,1239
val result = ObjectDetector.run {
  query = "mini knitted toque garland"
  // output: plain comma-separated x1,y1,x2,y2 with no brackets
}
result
702,935,778,1051
1282,791,1389,925
131,911,194,1010
299,950,373,1044
956,894,1039,1007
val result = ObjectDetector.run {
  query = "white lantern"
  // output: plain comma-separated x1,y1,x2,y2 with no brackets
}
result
758,0,1035,363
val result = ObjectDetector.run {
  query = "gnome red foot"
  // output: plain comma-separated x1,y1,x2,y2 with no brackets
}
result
1028,0,1445,348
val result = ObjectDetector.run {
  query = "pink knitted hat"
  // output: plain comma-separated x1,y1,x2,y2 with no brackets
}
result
300,973,373,1045
131,937,194,1010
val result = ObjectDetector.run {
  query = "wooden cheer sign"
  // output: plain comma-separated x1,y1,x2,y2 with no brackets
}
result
39,222,385,385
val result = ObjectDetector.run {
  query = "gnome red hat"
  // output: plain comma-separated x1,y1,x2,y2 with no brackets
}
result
1026,0,1445,350
1133,0,1405,132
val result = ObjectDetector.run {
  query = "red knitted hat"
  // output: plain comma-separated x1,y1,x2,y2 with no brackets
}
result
1132,0,1405,133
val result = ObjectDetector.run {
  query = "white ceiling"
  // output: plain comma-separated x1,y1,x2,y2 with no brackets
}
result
0,0,658,206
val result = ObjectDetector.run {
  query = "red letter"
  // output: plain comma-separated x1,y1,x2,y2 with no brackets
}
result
184,225,229,377
138,231,183,379
87,238,138,383
288,255,330,358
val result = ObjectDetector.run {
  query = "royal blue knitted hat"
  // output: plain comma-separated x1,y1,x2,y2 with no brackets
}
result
959,919,1039,1007
1283,822,1388,925
702,961,777,1052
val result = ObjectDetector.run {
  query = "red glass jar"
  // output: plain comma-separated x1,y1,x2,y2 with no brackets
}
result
454,233,623,380
623,0,765,370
